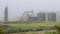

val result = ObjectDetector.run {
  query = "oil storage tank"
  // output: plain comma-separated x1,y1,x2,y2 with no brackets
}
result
48,13,56,21
37,13,46,22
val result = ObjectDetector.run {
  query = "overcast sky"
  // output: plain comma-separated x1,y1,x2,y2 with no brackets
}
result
0,0,60,20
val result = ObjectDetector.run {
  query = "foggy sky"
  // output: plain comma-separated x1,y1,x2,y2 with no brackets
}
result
0,0,60,20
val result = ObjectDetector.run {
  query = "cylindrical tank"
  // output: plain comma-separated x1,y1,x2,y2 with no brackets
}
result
37,13,46,21
48,13,56,21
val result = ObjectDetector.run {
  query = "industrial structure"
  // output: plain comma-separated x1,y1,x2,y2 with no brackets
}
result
11,11,57,22
48,13,56,21
37,13,46,22
22,10,34,21
28,16,38,21
4,5,8,21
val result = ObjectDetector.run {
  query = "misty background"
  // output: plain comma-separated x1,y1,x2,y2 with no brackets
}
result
0,0,60,21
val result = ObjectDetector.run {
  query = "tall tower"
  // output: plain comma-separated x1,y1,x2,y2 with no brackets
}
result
4,4,8,21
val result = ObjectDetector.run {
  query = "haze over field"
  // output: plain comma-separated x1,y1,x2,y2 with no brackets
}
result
0,0,60,20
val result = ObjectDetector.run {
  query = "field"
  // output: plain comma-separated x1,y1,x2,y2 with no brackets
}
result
3,22,58,34
13,30,56,34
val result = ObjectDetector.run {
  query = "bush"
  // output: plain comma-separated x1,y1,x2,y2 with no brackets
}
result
55,23,60,34
0,28,5,34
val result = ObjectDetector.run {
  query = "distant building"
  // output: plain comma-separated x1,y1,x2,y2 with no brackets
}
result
37,13,46,21
11,11,57,22
22,10,34,21
48,13,56,21
4,5,8,21
28,16,38,21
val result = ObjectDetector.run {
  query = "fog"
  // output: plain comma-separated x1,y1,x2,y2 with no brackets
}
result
0,0,60,20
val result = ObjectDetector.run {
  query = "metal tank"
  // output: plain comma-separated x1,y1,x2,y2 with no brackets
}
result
37,13,46,22
48,13,56,21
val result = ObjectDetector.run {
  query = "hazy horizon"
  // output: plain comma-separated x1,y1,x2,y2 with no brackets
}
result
0,0,60,21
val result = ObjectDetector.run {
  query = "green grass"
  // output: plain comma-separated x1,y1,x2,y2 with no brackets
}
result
0,21,59,34
4,22,58,33
18,32,39,34
7,22,57,27
45,31,57,34
11,30,57,34
45,32,54,34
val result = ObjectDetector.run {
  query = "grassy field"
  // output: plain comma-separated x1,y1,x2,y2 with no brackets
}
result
0,22,58,34
4,22,58,34
11,30,57,34
7,22,57,27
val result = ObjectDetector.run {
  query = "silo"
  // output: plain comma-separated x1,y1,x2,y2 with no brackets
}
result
37,13,46,22
48,13,56,21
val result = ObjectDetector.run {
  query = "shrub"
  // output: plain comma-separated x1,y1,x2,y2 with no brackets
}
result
0,28,5,34
55,23,60,34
